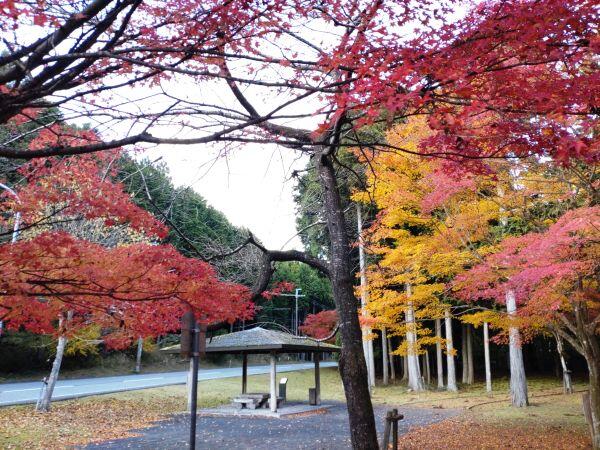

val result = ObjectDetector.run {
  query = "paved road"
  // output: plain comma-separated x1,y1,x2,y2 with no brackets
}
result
0,361,337,407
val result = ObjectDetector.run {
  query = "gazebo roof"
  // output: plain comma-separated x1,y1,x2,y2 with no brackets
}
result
162,326,340,354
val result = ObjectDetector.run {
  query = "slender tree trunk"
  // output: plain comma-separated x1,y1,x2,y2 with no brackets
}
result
435,319,444,389
444,309,458,392
357,204,376,392
401,356,408,382
135,337,143,373
424,350,431,385
405,295,424,392
506,291,529,407
36,311,72,412
467,324,474,384
461,324,468,384
483,322,492,394
382,328,389,386
388,337,396,380
316,153,378,449
553,332,573,394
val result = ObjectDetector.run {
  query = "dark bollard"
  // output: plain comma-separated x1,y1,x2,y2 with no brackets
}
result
392,408,399,447
382,408,404,449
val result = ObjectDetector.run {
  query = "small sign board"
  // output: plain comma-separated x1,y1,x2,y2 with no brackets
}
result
180,311,195,359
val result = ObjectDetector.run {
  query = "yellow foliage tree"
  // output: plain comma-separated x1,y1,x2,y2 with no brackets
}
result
354,116,581,390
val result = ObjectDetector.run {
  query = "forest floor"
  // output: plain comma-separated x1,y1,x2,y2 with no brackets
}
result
0,368,590,449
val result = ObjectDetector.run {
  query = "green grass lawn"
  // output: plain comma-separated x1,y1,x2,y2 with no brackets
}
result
0,368,590,449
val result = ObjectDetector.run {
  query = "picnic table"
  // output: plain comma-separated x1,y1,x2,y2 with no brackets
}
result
232,393,284,410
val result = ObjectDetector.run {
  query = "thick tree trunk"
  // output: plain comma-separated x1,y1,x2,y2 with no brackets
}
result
506,291,529,407
467,324,474,384
357,204,376,392
36,312,71,412
405,298,424,391
553,332,573,394
584,356,600,450
435,318,444,389
483,322,492,394
316,153,378,449
444,309,458,392
388,337,396,381
574,302,600,450
135,337,143,373
382,327,389,386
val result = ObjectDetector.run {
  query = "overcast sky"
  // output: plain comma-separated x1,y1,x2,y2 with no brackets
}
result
146,143,309,251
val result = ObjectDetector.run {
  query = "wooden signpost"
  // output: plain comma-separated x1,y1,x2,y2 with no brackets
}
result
180,312,206,450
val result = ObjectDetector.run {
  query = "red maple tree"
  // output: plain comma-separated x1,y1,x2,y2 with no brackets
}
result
454,206,600,444
0,0,597,446
299,309,339,340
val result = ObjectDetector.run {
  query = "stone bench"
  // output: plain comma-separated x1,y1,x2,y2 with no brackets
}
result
232,393,269,410
232,393,285,410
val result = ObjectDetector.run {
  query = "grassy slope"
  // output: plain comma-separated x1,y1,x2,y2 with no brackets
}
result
0,368,590,449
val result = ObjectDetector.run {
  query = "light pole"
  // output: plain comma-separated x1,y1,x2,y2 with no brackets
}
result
294,288,301,335
276,289,306,335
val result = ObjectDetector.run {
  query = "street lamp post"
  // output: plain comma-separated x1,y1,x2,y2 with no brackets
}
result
277,289,306,335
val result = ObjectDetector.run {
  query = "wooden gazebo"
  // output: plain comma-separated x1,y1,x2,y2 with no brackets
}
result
164,326,340,412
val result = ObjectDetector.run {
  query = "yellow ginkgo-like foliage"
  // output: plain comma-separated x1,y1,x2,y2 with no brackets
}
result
354,116,577,354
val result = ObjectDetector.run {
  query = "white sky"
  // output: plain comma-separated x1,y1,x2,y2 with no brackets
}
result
17,4,469,253
145,143,309,250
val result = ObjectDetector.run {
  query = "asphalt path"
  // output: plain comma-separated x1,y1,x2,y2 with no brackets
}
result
0,361,337,407
87,402,460,449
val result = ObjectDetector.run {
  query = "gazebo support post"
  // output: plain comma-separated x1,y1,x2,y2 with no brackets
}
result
314,352,321,405
242,353,248,394
269,352,277,412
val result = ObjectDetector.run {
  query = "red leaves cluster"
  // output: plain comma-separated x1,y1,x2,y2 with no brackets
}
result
299,309,338,340
261,281,295,300
0,231,253,348
1,129,167,238
453,206,600,322
2,0,598,171
330,0,598,168
0,123,252,348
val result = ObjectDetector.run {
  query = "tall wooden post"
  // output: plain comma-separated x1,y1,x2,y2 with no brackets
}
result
314,352,321,405
242,353,248,394
269,352,278,412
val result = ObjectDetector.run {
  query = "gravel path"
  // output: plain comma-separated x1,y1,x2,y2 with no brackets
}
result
86,402,459,449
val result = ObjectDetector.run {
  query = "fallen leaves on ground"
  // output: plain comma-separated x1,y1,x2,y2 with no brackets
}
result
0,393,185,449
395,413,591,450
